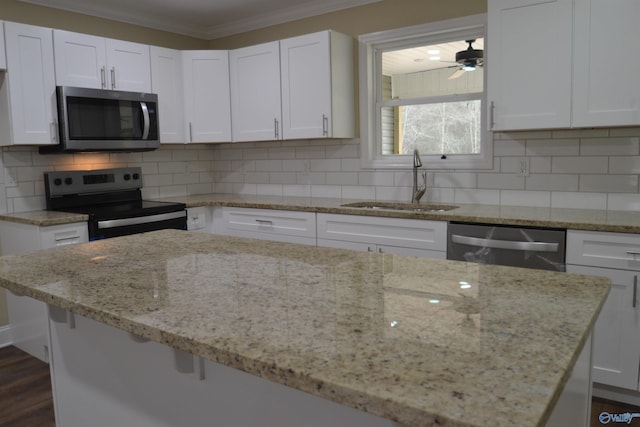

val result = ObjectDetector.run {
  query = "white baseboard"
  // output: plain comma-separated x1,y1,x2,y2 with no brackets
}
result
0,325,12,348
593,383,640,407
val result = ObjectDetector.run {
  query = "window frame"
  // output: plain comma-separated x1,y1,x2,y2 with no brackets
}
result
358,14,491,170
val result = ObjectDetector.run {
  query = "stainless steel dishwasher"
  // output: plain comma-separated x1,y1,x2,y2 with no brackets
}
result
447,222,566,271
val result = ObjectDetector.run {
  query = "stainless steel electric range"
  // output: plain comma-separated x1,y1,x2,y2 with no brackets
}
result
44,167,187,240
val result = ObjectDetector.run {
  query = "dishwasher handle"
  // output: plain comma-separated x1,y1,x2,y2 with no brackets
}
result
450,234,560,253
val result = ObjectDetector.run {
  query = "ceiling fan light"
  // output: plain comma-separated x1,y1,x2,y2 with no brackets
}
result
462,64,476,71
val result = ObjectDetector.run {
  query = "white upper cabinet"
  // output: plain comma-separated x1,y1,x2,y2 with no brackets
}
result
150,46,185,144
0,22,7,69
487,0,573,131
182,50,231,143
488,0,640,131
572,0,640,127
280,31,354,139
53,30,151,92
229,41,282,142
0,22,57,146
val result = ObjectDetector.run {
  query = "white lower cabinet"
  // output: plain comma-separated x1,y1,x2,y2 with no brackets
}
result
316,213,447,258
0,221,88,361
212,206,316,245
566,230,640,396
48,308,398,427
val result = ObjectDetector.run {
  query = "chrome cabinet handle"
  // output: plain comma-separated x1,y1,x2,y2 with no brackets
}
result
110,67,116,89
100,67,106,89
450,234,559,253
378,247,383,253
189,122,193,142
255,219,273,225
367,247,373,252
634,276,638,309
274,118,280,139
50,122,57,142
322,114,328,136
626,250,640,256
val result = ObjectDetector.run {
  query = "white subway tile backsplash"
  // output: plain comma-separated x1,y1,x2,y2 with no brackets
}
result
607,193,640,211
580,137,640,156
5,125,640,214
342,185,375,200
552,156,608,174
500,190,550,207
609,157,640,174
550,192,607,210
526,174,578,192
579,175,638,193
454,189,500,205
477,173,524,190
526,139,580,156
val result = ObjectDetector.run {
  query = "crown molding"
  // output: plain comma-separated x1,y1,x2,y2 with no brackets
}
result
19,0,382,40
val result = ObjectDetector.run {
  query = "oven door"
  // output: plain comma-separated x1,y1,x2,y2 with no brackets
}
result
90,211,187,240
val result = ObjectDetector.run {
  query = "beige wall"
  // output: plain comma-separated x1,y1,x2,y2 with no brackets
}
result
208,0,486,48
0,0,208,49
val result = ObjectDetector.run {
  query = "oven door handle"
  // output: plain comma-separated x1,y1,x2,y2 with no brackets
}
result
450,234,560,253
97,211,186,230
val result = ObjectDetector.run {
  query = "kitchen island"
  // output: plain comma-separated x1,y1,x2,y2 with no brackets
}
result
0,229,609,427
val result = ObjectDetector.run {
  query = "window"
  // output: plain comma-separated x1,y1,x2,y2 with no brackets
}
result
359,14,491,169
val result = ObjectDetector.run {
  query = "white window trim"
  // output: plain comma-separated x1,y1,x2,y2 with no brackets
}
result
358,13,491,170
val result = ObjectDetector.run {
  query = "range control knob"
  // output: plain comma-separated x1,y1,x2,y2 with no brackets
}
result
64,177,73,185
53,178,62,186
124,174,131,181
132,173,140,180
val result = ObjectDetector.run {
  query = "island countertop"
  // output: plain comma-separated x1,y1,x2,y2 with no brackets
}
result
0,229,610,427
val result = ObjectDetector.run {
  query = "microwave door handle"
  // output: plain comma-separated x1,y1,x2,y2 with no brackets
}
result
140,102,150,140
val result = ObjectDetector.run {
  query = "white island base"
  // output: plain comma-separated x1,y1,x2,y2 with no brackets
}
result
48,305,592,427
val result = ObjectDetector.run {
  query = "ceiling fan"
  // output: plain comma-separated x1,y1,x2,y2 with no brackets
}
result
447,39,484,80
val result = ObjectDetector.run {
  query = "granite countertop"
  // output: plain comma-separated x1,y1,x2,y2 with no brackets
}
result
4,193,640,234
0,229,610,427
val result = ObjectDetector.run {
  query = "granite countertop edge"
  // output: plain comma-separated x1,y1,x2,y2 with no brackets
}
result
2,193,639,233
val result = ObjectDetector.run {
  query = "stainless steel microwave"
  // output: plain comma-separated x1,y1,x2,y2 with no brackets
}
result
40,86,160,153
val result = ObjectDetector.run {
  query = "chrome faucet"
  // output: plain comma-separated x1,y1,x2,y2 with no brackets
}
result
411,149,426,203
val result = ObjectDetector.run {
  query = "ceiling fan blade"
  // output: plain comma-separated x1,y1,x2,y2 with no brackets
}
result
448,69,465,80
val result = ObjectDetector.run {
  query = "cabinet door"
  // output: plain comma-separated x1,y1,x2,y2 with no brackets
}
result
53,30,105,89
182,50,232,143
566,264,640,391
280,31,354,140
572,0,640,127
2,22,57,145
230,41,282,142
150,46,185,143
106,39,151,92
280,32,331,139
0,22,6,70
487,0,572,130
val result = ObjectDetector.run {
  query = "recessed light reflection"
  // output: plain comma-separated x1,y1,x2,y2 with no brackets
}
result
390,320,399,328
429,56,440,61
427,49,440,55
459,281,472,289
429,299,440,304
91,256,108,261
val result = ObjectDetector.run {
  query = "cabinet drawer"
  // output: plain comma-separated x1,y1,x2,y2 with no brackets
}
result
567,229,640,270
317,213,446,252
215,207,316,244
40,223,89,249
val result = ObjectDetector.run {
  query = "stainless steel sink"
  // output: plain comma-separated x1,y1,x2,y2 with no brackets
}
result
340,201,458,212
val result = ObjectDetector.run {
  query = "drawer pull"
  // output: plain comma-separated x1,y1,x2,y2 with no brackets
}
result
626,251,640,257
255,219,273,225
634,276,638,309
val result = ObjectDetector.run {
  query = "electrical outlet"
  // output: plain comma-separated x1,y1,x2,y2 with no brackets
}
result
517,158,529,177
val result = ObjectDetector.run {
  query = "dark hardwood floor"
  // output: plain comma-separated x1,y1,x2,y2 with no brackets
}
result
0,346,55,427
0,345,638,427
